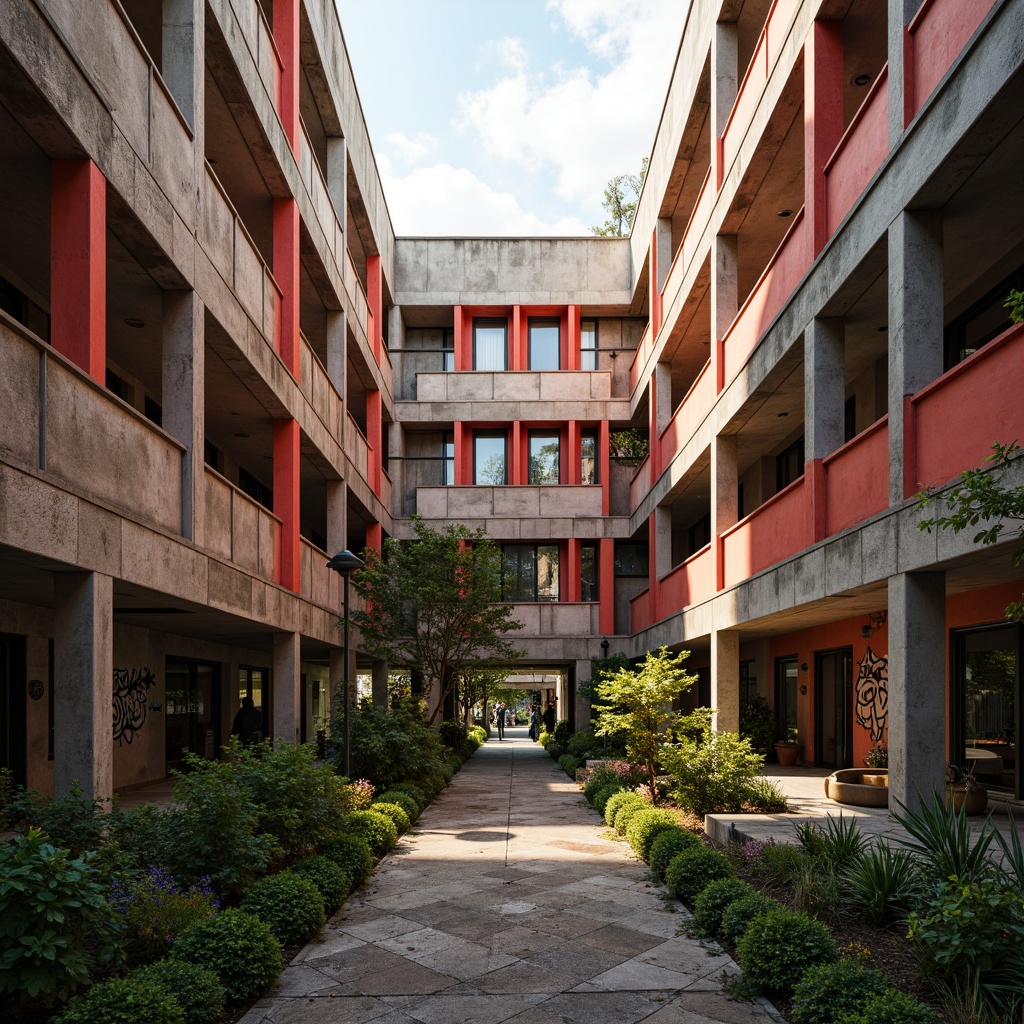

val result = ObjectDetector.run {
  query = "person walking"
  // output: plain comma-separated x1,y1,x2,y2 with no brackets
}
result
495,701,505,740
231,695,263,747
529,705,540,741
542,701,556,735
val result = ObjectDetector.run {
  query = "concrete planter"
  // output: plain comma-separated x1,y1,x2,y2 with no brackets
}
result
825,768,889,808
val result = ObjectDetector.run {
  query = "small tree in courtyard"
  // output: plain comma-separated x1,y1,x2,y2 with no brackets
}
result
592,646,697,801
346,518,522,724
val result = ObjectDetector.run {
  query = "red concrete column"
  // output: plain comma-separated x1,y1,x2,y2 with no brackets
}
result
599,538,615,635
366,389,382,495
567,305,580,370
367,254,383,364
510,422,523,485
454,422,469,485
806,458,827,543
567,421,581,485
560,308,571,370
50,159,105,382
805,20,845,255
599,421,610,516
567,540,581,602
366,523,382,554
273,198,300,378
512,306,525,371
273,418,301,592
454,306,466,370
649,379,660,479
273,0,299,154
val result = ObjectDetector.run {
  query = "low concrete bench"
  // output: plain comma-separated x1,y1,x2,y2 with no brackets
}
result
824,767,889,808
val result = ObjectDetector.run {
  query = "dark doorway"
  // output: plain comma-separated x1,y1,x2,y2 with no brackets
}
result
166,659,220,771
0,635,27,787
239,665,269,739
815,647,853,768
774,656,799,746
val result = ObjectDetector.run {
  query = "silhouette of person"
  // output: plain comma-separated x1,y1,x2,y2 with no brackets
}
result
495,701,505,740
231,696,262,746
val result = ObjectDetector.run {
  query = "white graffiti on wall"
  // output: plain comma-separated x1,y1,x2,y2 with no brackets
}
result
112,667,156,746
855,647,888,743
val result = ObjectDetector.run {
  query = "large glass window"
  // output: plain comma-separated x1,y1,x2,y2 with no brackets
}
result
580,543,598,602
580,430,598,484
474,319,507,371
443,431,454,486
581,319,598,370
776,436,805,492
614,542,649,577
529,319,560,370
502,544,559,601
529,431,560,484
474,432,507,485
442,328,454,372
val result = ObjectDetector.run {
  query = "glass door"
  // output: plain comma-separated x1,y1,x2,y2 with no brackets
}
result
0,635,27,787
165,659,220,771
774,656,799,745
815,647,853,768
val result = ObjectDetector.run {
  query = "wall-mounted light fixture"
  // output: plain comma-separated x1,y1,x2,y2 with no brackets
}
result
862,611,887,638
600,637,610,657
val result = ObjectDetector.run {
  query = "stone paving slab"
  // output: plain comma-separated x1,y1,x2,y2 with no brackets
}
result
239,729,783,1024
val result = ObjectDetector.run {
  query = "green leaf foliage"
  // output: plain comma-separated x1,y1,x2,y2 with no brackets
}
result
240,871,326,946
131,959,225,1024
843,842,923,926
834,990,939,1024
291,855,350,915
692,878,755,937
592,783,623,816
791,959,888,1024
342,810,398,858
720,891,780,942
648,827,702,883
603,790,647,828
375,790,419,823
625,808,679,860
319,833,374,887
664,847,734,904
344,697,447,790
371,801,412,835
53,976,185,1024
736,907,837,996
613,798,649,836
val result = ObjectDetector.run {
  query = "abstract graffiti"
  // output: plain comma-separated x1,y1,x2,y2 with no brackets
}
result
113,667,156,746
855,647,888,743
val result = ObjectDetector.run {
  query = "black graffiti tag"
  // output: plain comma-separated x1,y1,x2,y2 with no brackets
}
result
855,646,888,743
112,667,156,746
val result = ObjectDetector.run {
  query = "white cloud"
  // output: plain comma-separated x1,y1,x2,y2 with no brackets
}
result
456,0,684,207
386,130,439,163
494,37,528,73
383,164,590,237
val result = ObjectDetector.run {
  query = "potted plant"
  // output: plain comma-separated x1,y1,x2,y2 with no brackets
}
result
945,761,988,815
609,429,649,467
864,744,888,769
773,723,802,766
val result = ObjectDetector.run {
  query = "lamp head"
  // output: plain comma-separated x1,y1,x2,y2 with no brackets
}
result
326,550,365,575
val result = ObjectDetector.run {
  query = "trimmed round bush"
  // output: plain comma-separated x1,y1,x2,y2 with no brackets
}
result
388,782,428,812
321,832,374,887
292,855,350,914
240,871,326,946
649,827,702,883
592,783,623,816
720,891,780,942
604,790,645,828
835,990,939,1024
171,908,283,1003
132,959,225,1024
371,800,412,835
376,790,419,822
664,847,734,904
626,808,680,860
792,959,889,1024
737,907,837,996
613,798,650,836
54,977,184,1024
692,878,755,937
558,753,580,777
343,809,399,857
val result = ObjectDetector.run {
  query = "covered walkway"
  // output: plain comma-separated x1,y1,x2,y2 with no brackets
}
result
239,729,782,1024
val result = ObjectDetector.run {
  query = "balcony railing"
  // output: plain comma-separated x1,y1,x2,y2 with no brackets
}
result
299,332,343,436
659,544,715,617
658,359,714,471
300,536,340,610
299,121,341,255
660,166,713,329
629,455,651,514
823,417,889,536
629,588,652,634
629,323,653,394
203,467,279,579
344,412,369,479
509,602,601,637
415,485,604,520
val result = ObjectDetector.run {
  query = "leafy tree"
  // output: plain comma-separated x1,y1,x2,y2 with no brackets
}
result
591,158,648,236
916,440,1024,620
592,646,697,800
347,517,522,724
458,667,508,727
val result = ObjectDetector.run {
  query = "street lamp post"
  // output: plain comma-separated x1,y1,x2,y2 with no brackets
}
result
326,549,365,777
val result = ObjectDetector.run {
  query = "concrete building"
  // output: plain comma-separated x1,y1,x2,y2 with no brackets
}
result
0,0,1022,812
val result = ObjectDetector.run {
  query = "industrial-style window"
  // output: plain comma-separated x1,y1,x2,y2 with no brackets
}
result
502,544,560,601
580,543,598,602
474,432,507,485
529,431,560,484
580,429,598,484
442,328,454,372
614,542,649,576
581,319,598,370
529,319,560,370
473,319,507,371
775,436,805,492
442,431,454,485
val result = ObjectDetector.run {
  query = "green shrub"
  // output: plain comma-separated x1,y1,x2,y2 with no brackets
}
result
592,783,623,816
567,731,600,760
171,908,283,1003
604,790,645,828
792,959,888,1024
465,735,481,754
558,754,580,777
387,782,428,812
342,809,398,857
692,878,754,937
132,959,225,1024
796,814,865,872
660,709,764,816
375,790,419,822
553,721,572,747
438,721,467,755
835,991,939,1024
625,808,679,860
664,847,734,904
843,843,923,926
292,855,350,914
370,800,411,835
343,698,446,790
648,827,702,884
739,693,776,756
582,760,647,804
754,840,811,888
0,829,115,1006
0,777,110,864
745,778,788,812
720,891,780,941
737,907,837,996
240,871,326,946
467,725,487,746
792,864,843,921
53,976,184,1024
320,833,374,887
613,799,649,836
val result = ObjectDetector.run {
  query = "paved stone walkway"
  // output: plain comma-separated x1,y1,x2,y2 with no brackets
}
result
239,729,782,1024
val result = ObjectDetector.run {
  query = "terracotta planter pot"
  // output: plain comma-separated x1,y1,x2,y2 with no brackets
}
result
945,783,988,815
774,743,801,766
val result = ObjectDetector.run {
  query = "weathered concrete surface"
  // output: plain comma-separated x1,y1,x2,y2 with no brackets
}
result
240,730,782,1024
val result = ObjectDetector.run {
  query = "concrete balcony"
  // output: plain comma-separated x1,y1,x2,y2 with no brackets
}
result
415,485,603,520
508,602,601,638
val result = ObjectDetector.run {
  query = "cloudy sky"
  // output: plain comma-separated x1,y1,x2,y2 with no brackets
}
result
334,0,687,237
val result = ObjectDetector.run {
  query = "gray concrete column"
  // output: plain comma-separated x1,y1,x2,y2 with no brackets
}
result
887,0,920,146
711,434,738,537
887,571,946,813
655,505,673,580
272,631,301,744
804,317,846,461
713,234,739,340
656,218,673,292
327,136,347,228
53,571,113,800
574,659,593,733
326,480,347,553
654,361,673,435
162,290,204,544
888,210,943,504
162,0,200,127
371,659,388,707
326,310,346,402
711,628,740,733
712,21,739,139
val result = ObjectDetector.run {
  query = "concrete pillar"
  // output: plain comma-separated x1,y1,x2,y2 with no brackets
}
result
888,210,943,504
712,21,739,188
273,418,301,591
326,480,347,553
366,389,382,494
574,659,593,732
599,537,615,635
326,136,347,228
888,0,920,145
656,218,673,293
805,317,845,542
804,20,845,255
654,361,672,437
655,505,673,581
273,198,301,377
367,255,383,362
712,434,738,590
162,290,204,543
887,571,946,812
326,310,346,400
712,234,739,391
272,631,301,744
712,628,740,733
50,159,105,382
371,659,388,707
162,0,199,126
53,571,113,800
